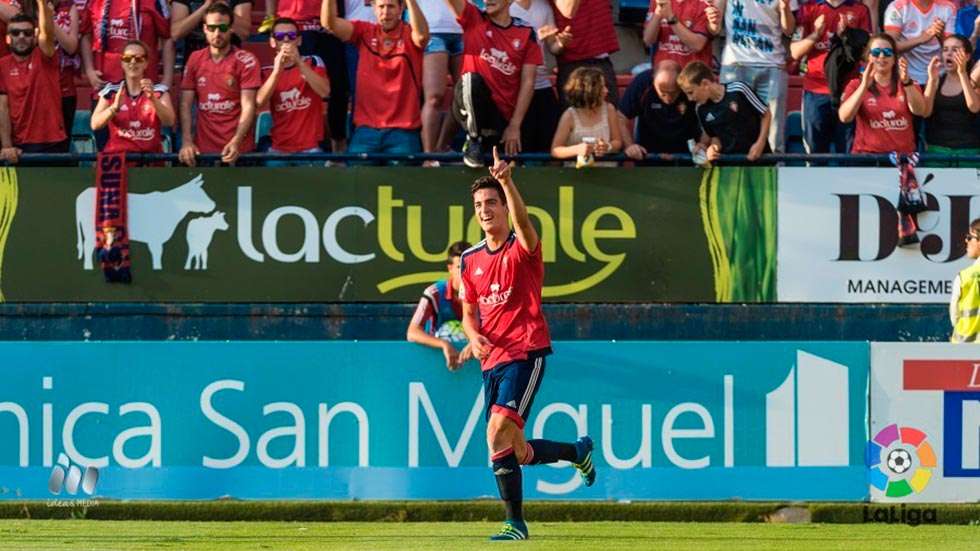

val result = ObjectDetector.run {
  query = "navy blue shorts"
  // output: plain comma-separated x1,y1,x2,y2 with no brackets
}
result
482,355,546,429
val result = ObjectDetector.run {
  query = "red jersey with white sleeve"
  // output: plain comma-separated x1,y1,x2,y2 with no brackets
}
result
262,55,327,151
100,82,166,153
646,0,713,69
349,20,424,130
181,46,262,153
458,3,543,120
81,0,170,84
0,48,68,145
842,77,918,154
796,0,871,95
460,232,552,372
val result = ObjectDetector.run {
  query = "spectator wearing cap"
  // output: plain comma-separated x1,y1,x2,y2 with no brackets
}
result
716,0,796,153
838,33,928,154
322,0,428,158
257,17,330,164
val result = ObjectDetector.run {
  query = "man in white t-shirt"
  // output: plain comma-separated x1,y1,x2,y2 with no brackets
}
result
716,0,797,153
884,0,957,84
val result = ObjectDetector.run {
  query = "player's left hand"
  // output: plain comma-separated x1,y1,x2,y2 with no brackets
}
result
489,146,515,183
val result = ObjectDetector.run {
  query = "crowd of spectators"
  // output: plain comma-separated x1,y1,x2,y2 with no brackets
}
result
0,0,978,166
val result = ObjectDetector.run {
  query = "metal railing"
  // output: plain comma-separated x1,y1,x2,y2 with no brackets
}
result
5,152,980,166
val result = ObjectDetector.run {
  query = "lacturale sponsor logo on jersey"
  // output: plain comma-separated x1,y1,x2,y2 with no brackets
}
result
478,283,512,306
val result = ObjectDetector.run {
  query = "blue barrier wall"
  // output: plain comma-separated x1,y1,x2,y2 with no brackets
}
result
0,341,869,501
0,303,950,341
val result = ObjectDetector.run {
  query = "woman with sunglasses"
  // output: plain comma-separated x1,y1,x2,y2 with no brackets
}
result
839,33,928,154
922,35,980,160
90,40,176,157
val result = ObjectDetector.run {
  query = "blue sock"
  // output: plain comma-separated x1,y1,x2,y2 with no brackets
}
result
492,449,523,521
526,439,577,465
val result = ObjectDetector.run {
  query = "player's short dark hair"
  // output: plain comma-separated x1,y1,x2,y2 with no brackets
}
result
447,241,471,260
205,2,235,23
678,60,715,88
8,14,36,28
471,176,505,203
272,17,299,32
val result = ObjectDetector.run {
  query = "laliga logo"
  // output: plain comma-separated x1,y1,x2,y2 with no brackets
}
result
867,424,935,498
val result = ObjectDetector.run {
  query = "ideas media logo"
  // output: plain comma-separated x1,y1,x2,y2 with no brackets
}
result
48,452,99,498
866,424,936,498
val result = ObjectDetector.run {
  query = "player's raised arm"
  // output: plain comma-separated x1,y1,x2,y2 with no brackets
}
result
490,147,538,253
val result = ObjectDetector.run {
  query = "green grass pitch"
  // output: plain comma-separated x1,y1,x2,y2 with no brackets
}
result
0,520,977,550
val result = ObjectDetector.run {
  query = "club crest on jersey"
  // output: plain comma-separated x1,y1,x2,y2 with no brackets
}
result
225,75,236,88
512,39,521,49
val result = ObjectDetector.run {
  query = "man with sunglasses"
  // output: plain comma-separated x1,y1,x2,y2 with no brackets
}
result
0,0,67,164
179,2,261,165
322,0,429,159
950,219,980,343
256,17,330,164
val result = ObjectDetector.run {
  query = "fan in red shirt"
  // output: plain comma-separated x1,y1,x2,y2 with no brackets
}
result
643,0,717,70
90,40,175,156
322,0,428,158
442,0,542,167
0,1,68,164
257,18,330,163
53,0,81,152
550,0,619,106
791,0,871,154
179,3,261,166
839,34,927,154
459,148,596,541
79,0,173,90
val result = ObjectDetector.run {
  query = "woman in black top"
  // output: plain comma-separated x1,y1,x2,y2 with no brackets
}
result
923,35,980,158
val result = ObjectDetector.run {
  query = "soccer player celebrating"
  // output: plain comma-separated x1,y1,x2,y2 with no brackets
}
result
459,147,596,541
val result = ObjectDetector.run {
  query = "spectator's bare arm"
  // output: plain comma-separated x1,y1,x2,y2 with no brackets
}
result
149,86,177,127
550,108,591,159
297,54,330,98
747,109,771,161
320,0,354,42
233,2,252,41
171,1,207,40
439,0,467,19
162,38,175,90
0,2,18,22
552,0,582,19
643,5,663,47
790,14,825,61
222,88,257,164
778,0,795,37
80,35,105,89
922,56,940,118
839,66,874,123
405,0,429,50
503,64,537,155
0,95,20,164
37,0,56,58
862,0,878,34
178,90,199,166
889,19,944,54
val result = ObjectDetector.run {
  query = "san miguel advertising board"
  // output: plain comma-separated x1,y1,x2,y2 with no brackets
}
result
0,167,777,303
778,167,980,303
0,341,868,501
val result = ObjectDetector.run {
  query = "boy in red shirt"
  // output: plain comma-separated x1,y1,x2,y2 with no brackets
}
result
442,0,541,167
322,0,428,159
179,3,261,166
460,148,596,541
256,17,330,165
0,0,68,164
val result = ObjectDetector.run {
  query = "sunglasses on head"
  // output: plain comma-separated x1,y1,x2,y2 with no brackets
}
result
121,54,147,64
205,23,231,33
273,31,298,41
7,29,32,37
870,47,894,58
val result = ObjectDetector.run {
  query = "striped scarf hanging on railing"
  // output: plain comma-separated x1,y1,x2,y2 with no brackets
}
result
95,153,132,283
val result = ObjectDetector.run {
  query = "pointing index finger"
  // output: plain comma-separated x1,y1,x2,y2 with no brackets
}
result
492,146,501,166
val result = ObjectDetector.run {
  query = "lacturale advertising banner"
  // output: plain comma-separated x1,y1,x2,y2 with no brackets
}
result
0,341,867,500
778,167,980,303
870,343,980,503
0,167,776,303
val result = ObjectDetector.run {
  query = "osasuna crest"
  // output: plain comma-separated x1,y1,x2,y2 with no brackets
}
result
512,39,521,49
